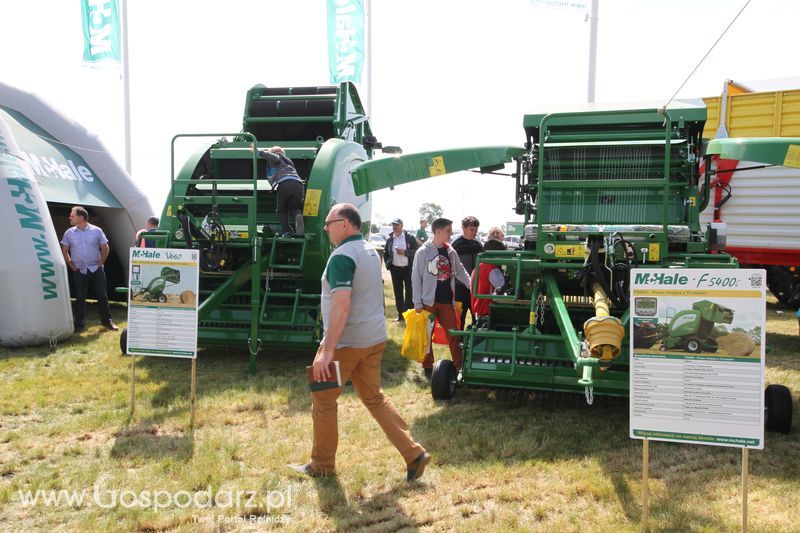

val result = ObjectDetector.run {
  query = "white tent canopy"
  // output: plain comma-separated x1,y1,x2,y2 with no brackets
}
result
0,80,153,275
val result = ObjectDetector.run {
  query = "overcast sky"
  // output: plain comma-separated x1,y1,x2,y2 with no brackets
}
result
2,0,798,231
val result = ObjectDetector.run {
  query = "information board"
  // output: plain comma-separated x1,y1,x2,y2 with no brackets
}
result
126,248,199,358
629,269,766,448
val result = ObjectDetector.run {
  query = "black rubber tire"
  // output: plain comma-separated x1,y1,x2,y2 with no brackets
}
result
767,265,800,310
431,359,456,400
765,384,793,434
158,294,167,303
685,338,701,353
119,327,129,356
659,344,667,352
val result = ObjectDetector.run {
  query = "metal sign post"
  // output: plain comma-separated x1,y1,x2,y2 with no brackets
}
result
190,359,197,428
127,248,200,426
129,355,135,417
742,448,749,532
630,268,766,530
642,439,649,530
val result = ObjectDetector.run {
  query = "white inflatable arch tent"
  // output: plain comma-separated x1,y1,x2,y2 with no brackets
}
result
0,81,152,347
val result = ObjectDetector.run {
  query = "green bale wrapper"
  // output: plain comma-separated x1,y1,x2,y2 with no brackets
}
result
127,83,395,373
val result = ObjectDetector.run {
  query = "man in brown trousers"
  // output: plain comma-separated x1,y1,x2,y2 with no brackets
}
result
289,203,430,481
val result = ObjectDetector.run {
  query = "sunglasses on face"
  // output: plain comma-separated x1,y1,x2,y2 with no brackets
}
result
323,218,345,228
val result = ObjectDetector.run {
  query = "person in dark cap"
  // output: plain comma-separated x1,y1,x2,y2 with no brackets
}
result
383,218,418,323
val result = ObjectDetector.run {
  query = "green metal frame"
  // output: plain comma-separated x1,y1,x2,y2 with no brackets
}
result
143,83,445,372
706,137,800,167
350,102,738,399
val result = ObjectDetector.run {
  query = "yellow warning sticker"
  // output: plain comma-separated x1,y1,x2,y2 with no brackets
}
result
555,244,585,258
784,144,800,168
648,243,660,262
529,312,536,325
303,189,322,216
428,156,447,176
687,196,696,207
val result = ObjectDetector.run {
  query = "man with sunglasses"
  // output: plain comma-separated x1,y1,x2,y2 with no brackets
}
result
289,204,430,481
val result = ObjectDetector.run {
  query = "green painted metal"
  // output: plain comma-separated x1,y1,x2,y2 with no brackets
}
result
662,299,734,353
706,137,800,167
350,146,525,195
350,102,737,400
145,83,398,372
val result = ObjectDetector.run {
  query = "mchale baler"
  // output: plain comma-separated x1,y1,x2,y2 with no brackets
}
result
352,102,792,432
120,83,399,372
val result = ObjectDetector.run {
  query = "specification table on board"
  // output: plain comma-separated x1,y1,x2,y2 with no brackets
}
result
127,306,197,356
629,269,765,449
632,355,761,425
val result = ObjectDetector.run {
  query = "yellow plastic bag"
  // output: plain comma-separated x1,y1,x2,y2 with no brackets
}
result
400,309,433,362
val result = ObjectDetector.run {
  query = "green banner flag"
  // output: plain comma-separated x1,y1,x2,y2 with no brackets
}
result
327,0,365,83
81,0,121,65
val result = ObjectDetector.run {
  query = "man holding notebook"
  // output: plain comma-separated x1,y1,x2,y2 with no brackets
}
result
289,203,430,482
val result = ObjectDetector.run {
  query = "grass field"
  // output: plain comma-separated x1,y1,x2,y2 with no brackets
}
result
1,287,798,532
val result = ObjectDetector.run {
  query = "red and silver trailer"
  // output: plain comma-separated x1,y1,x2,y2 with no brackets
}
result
701,82,800,309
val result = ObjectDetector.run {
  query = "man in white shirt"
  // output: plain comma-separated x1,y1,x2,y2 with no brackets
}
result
382,218,419,323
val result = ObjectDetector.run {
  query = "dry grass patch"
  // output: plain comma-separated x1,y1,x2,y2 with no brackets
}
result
0,296,798,531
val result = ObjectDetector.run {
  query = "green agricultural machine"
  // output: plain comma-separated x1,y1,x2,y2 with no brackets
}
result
352,101,791,431
134,267,181,303
661,299,733,353
120,83,399,372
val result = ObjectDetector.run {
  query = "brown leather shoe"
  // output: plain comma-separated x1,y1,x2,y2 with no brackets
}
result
103,321,119,331
406,451,431,482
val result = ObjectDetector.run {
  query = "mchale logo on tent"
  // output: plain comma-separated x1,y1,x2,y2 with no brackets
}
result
22,151,96,183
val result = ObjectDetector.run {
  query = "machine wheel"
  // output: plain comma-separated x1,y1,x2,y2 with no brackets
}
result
685,338,701,353
431,359,457,400
765,384,793,434
158,294,167,303
767,265,800,310
119,327,129,356
659,344,667,352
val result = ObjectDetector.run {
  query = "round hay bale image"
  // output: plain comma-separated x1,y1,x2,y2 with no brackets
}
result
716,332,755,357
180,290,197,306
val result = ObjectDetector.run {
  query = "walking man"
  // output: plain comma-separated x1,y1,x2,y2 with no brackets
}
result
411,218,471,379
60,206,118,332
290,203,430,481
383,218,419,323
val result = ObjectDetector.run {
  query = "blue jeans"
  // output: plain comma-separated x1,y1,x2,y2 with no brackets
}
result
72,268,112,327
